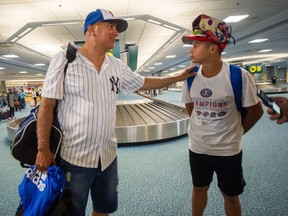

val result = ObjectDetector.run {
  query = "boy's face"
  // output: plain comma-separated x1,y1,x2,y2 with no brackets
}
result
189,41,214,64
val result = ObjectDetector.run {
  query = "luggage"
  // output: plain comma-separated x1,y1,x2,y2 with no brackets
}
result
11,105,63,167
0,105,10,120
16,165,66,216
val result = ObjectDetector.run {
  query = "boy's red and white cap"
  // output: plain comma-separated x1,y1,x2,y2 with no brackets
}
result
182,14,235,51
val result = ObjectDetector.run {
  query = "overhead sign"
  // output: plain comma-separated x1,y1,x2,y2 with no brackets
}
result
247,65,263,73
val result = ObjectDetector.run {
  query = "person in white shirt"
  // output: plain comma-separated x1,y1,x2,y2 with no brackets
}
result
35,8,195,216
180,14,263,216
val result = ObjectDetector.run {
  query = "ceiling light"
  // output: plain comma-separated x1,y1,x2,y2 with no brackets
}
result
42,22,79,27
163,70,169,73
36,74,43,76
222,52,227,55
258,49,272,53
166,55,176,58
147,19,162,25
34,63,46,66
124,18,135,21
154,63,162,65
0,67,5,70
170,68,176,70
19,71,28,74
148,67,155,69
11,37,19,42
249,39,268,43
2,54,19,58
178,65,186,67
163,24,180,31
18,28,33,37
224,15,249,23
183,44,192,47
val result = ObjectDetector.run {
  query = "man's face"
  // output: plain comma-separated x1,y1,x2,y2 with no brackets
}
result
89,21,119,51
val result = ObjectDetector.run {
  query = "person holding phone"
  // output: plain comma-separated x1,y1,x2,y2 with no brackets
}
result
266,96,288,124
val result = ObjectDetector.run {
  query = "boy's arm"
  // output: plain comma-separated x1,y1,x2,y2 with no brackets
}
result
242,102,263,134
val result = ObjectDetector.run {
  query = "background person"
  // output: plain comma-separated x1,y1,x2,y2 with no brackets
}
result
35,8,196,216
6,88,15,120
19,89,26,109
180,14,263,216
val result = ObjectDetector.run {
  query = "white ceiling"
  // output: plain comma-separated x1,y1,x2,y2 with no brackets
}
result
0,0,288,81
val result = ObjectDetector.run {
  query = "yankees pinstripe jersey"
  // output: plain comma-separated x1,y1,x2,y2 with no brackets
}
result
42,45,145,170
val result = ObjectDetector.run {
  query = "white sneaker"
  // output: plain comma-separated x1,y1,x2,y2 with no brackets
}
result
8,117,12,120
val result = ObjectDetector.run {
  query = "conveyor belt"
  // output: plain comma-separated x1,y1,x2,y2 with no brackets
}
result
256,83,288,94
115,93,189,144
7,93,190,144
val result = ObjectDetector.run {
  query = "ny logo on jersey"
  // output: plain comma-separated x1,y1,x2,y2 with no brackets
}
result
109,76,120,94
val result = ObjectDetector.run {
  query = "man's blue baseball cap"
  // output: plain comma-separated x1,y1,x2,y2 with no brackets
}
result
84,9,128,34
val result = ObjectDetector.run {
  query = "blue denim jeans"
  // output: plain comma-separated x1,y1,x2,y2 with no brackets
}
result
60,157,118,216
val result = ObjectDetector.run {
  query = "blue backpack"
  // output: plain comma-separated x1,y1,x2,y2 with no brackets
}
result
187,64,246,116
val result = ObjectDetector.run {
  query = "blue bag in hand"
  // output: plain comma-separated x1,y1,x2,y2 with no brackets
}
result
17,165,65,216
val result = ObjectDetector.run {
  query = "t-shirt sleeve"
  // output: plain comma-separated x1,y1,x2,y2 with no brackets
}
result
42,51,67,100
241,69,261,108
180,80,193,104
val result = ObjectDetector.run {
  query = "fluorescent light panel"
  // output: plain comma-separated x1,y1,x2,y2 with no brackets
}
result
0,67,5,70
183,44,192,47
34,63,46,66
147,19,162,25
224,15,249,23
2,54,19,58
163,24,180,31
249,39,268,43
18,28,33,37
166,55,176,58
258,49,272,53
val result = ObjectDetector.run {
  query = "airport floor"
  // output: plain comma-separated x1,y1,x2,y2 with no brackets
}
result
0,90,288,216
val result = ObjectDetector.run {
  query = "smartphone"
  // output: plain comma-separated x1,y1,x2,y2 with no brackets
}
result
257,88,281,114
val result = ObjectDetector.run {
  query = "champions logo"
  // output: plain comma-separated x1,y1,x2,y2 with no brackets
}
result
194,99,228,108
110,76,120,93
200,88,212,98
26,167,47,192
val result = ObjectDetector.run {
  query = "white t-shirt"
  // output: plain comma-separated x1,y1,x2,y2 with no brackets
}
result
180,62,260,156
42,45,145,170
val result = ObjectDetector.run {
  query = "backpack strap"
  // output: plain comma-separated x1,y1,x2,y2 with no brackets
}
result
187,64,244,115
63,43,77,75
187,66,199,90
54,43,77,112
229,64,243,113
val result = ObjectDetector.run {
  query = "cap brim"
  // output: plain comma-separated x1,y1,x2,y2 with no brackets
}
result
182,35,227,51
182,35,215,44
103,19,128,33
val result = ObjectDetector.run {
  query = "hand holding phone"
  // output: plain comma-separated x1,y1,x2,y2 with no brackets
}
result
257,88,281,114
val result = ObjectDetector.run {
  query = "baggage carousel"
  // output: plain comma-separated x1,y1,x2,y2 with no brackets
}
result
7,93,190,145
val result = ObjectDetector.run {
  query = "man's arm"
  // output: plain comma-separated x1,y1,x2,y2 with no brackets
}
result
242,102,263,134
35,97,58,171
267,96,288,124
140,66,197,90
